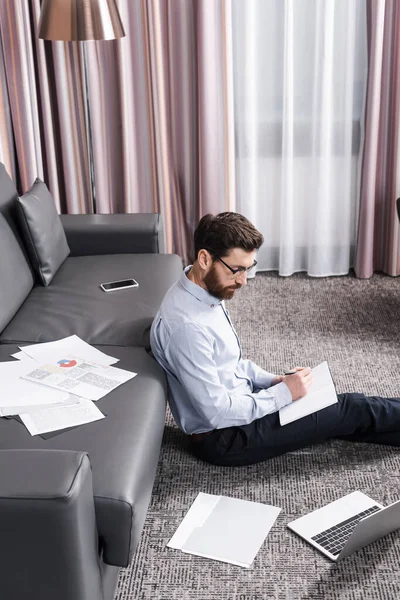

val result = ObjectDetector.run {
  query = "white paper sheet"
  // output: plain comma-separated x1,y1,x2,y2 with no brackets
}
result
168,493,281,568
21,355,136,401
10,351,29,360
18,335,119,366
168,493,221,550
0,396,79,417
279,361,337,425
19,398,105,435
0,360,69,414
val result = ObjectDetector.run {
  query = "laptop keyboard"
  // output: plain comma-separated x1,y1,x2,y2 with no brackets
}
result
311,505,381,556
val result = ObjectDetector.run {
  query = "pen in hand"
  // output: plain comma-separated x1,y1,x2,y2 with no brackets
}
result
284,368,305,375
282,367,313,400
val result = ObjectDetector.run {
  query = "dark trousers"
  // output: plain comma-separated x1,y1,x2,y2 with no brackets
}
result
189,393,400,467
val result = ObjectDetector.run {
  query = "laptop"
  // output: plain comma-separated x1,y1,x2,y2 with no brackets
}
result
287,491,400,561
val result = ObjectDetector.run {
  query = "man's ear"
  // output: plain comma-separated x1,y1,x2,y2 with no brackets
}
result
197,249,211,271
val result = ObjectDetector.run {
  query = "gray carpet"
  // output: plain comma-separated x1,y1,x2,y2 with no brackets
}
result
115,271,400,600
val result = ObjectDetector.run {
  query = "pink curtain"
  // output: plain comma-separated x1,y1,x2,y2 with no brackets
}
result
0,30,15,182
355,0,400,277
0,0,235,263
85,0,236,262
0,0,92,213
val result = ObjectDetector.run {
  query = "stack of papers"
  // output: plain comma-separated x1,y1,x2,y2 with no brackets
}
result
0,335,137,436
168,493,281,568
0,359,70,416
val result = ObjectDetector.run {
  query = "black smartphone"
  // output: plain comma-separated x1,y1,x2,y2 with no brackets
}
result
100,278,139,292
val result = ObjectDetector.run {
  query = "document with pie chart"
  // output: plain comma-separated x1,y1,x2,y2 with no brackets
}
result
21,355,136,401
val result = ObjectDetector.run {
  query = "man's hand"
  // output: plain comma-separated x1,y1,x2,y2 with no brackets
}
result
283,366,313,401
271,366,306,386
271,374,285,386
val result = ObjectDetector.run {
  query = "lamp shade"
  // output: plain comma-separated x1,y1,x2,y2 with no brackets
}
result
38,0,125,41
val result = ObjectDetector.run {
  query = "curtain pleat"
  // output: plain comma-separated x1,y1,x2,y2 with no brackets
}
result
0,1,95,213
0,1,43,189
355,0,400,277
52,0,235,262
0,30,16,181
197,0,236,217
50,42,93,213
145,0,189,259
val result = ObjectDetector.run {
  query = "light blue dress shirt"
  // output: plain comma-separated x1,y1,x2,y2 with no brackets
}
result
150,266,292,434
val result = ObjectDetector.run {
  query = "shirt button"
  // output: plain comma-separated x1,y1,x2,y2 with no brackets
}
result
210,304,214,308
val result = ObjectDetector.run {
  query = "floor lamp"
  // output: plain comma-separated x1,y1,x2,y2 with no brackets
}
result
38,0,126,214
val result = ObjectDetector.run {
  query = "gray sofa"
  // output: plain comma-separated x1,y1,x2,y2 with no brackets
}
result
0,163,183,600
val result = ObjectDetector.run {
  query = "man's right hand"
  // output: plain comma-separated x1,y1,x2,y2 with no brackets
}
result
283,367,313,401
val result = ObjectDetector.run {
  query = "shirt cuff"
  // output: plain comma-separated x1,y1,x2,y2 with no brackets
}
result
251,372,275,389
273,382,293,410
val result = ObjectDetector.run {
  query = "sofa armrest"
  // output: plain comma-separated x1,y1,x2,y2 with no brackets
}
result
0,450,104,600
60,213,165,256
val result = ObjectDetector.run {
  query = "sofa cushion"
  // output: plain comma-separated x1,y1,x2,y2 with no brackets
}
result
0,215,34,333
0,344,168,568
0,253,182,347
17,178,70,286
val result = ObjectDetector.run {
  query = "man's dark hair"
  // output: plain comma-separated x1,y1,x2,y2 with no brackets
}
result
194,212,264,260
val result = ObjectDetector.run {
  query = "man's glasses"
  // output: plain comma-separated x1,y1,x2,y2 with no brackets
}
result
206,250,257,278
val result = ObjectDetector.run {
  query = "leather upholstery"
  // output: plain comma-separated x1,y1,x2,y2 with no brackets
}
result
1,253,182,347
0,215,34,332
0,161,182,598
60,213,165,255
0,344,168,567
0,450,104,600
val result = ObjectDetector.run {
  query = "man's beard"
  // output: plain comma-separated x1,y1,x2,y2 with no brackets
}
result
204,265,242,300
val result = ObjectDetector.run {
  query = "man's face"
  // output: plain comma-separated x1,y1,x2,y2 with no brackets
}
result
204,248,256,300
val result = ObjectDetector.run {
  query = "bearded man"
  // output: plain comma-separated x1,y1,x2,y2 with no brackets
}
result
150,212,400,466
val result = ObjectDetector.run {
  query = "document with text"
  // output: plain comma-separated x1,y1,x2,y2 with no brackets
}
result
21,355,136,401
1,396,78,417
279,361,337,426
20,398,105,435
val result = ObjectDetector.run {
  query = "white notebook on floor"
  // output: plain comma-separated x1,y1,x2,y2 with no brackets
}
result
279,361,337,425
168,493,281,568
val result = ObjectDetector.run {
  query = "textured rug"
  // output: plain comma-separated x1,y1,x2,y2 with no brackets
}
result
115,271,400,600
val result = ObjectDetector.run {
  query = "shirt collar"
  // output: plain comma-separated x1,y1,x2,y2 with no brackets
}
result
180,266,223,308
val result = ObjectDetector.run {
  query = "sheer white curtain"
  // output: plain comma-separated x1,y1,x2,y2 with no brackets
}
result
232,0,368,276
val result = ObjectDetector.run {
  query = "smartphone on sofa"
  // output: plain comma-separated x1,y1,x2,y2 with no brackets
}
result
100,278,139,292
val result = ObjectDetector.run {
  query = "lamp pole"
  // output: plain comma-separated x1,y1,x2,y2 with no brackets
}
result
81,43,97,213
37,0,125,214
